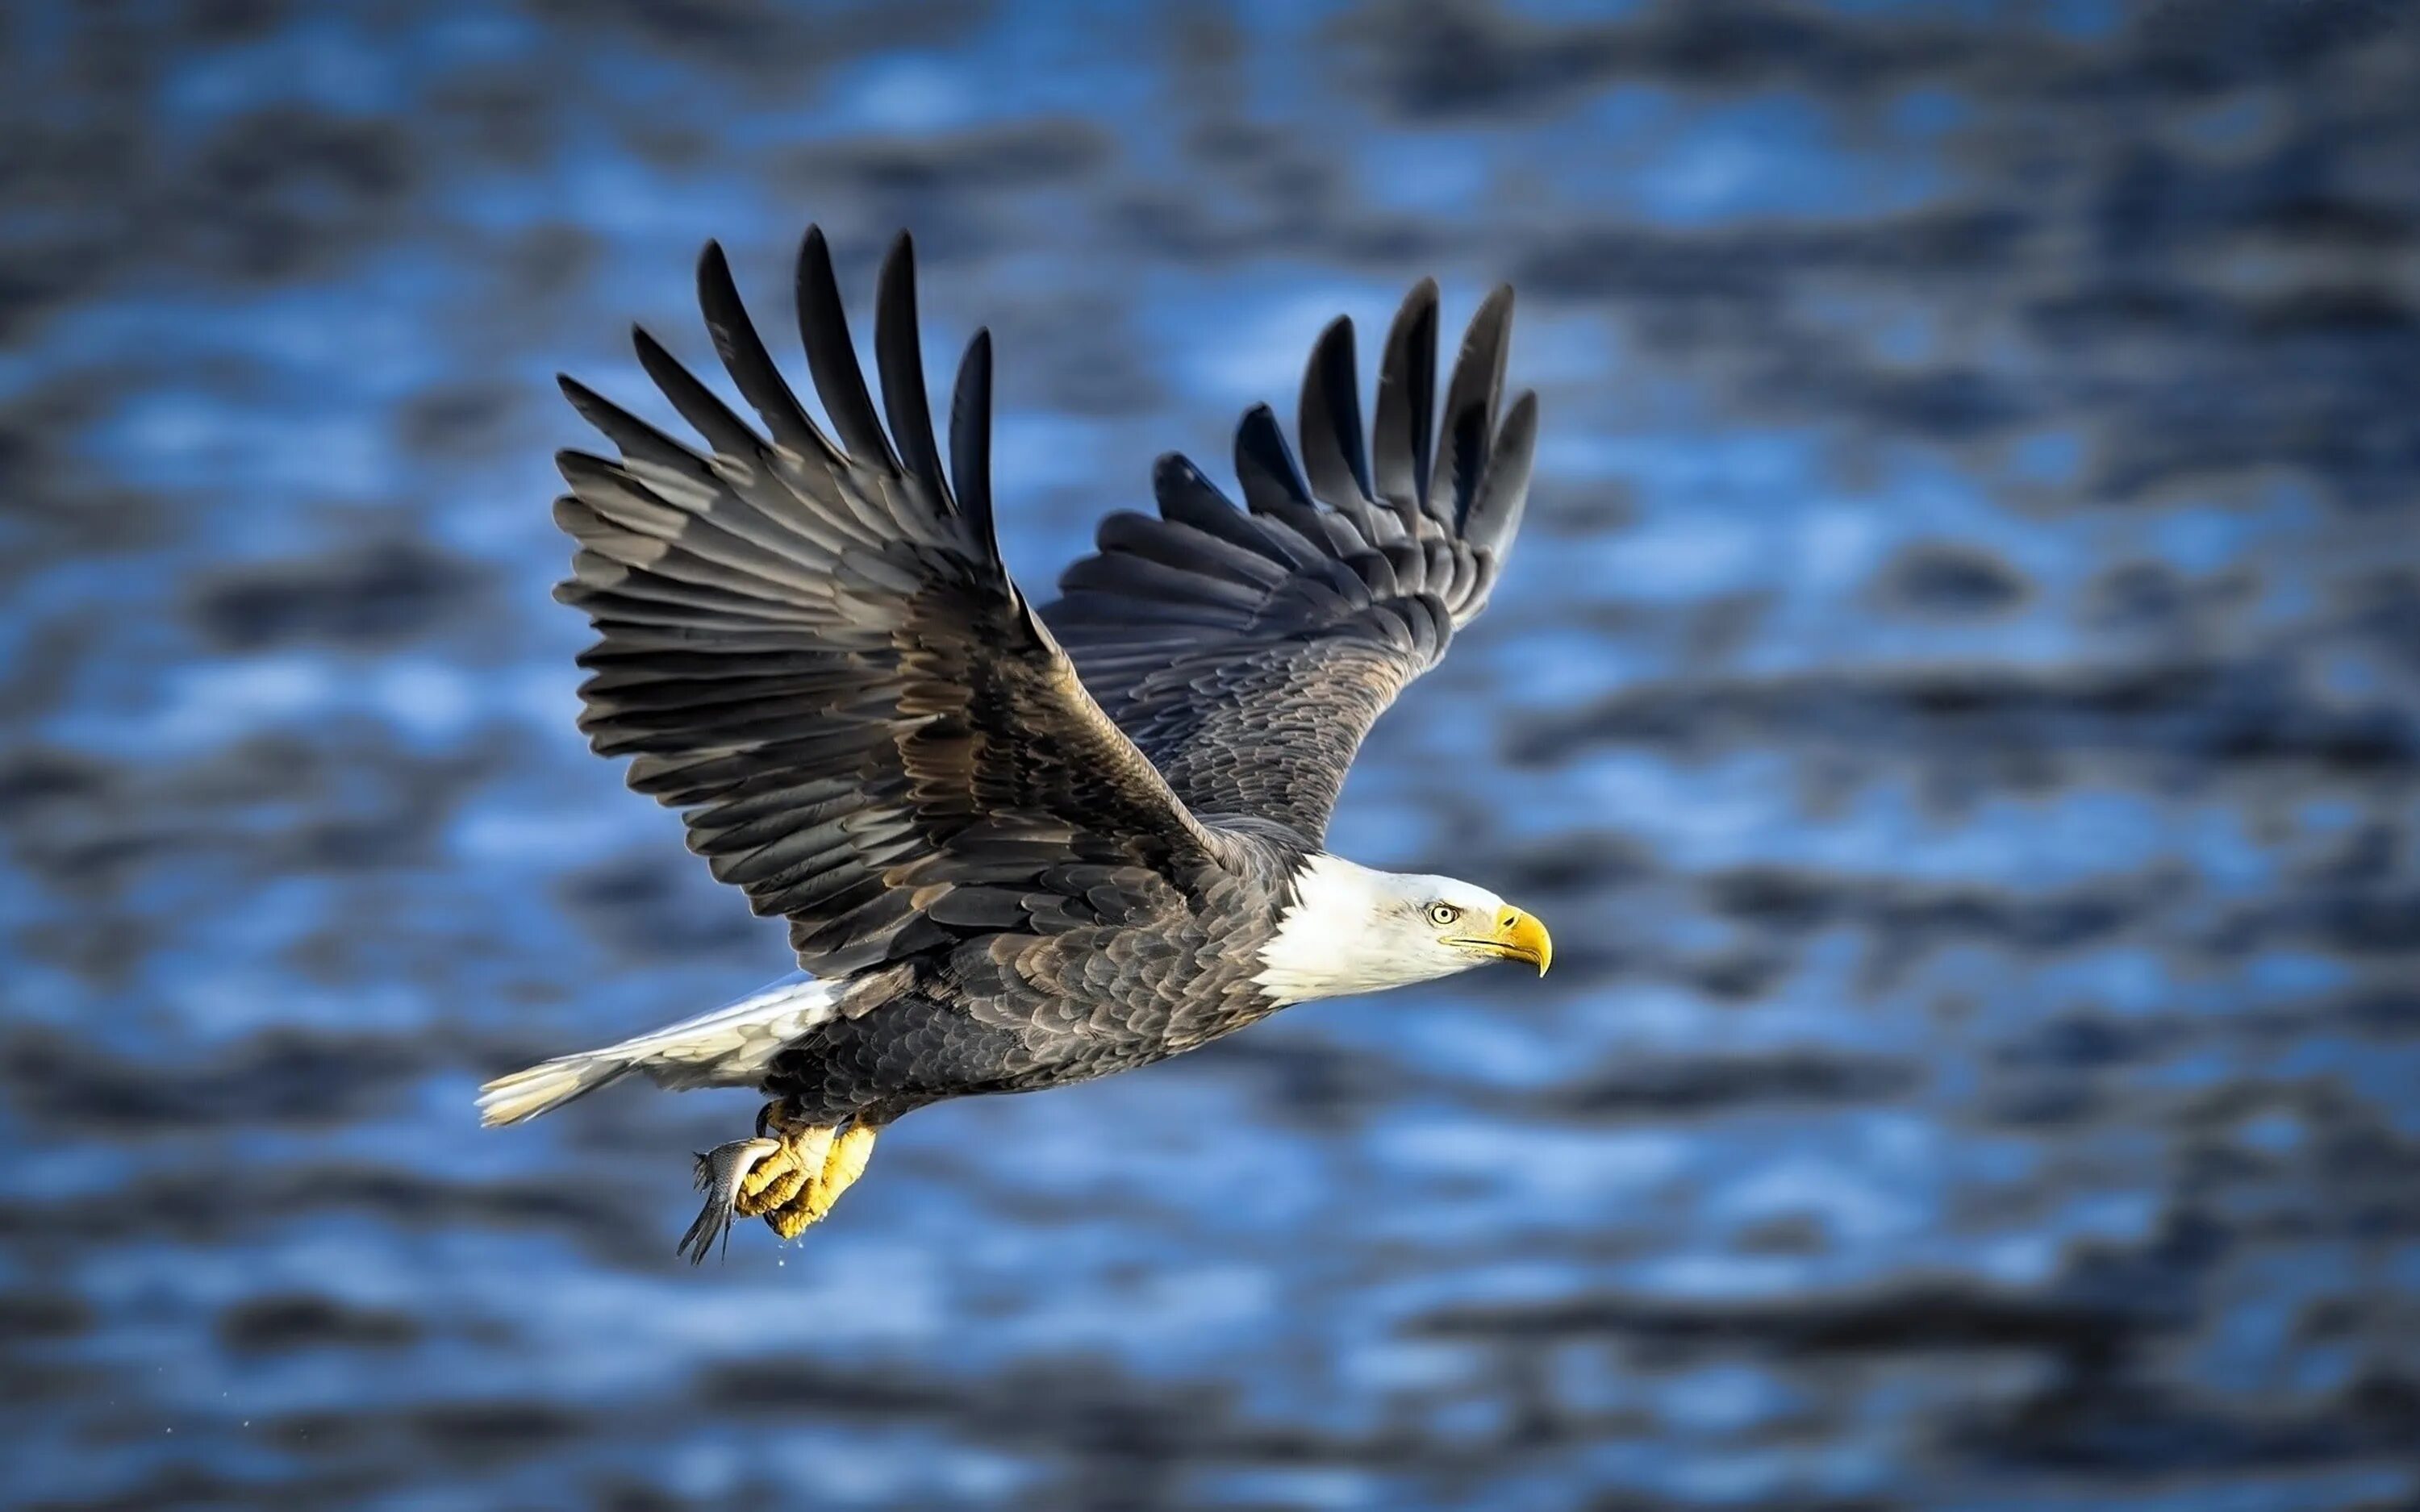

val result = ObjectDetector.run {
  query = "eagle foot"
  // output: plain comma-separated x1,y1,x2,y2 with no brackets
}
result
762,1123,878,1240
735,1108,832,1219
674,1105,879,1261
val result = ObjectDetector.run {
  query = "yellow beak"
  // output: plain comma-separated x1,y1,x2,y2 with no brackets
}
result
1450,906,1552,976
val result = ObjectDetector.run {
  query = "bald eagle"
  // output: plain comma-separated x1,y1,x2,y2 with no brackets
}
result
480,227,1548,1260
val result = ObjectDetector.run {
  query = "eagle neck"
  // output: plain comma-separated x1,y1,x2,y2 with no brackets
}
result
1252,852,1411,1006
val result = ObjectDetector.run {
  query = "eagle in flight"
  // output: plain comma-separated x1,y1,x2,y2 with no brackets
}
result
480,227,1548,1260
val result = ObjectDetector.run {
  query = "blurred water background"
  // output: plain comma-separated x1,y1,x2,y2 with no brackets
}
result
4,0,2419,1507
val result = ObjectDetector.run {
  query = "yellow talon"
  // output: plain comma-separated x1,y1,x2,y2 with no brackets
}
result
680,1104,881,1251
820,1125,878,1206
765,1123,878,1239
733,1106,832,1220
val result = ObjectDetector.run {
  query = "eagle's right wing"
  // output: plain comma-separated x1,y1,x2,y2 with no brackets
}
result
554,229,1220,982
1042,282,1538,846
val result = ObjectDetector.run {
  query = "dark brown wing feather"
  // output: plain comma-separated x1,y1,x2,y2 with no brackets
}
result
557,228,1218,979
1043,282,1538,844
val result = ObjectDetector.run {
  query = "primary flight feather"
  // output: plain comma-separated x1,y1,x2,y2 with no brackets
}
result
481,227,1547,1260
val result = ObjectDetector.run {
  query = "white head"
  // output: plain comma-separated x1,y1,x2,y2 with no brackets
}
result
1255,853,1553,1006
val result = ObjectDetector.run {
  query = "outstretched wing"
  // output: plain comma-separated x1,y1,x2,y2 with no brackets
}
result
555,228,1219,981
1042,282,1538,845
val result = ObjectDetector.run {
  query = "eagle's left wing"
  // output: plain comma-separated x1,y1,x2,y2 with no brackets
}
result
1041,281,1538,846
552,230,1224,985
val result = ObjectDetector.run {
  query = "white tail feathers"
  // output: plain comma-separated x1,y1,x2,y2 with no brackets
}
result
478,970,844,1127
478,1052,628,1127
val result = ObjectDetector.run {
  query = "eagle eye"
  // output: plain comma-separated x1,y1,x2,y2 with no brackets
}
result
1428,903,1462,927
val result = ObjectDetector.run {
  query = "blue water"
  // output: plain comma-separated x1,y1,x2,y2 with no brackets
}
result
4,1,2418,1507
